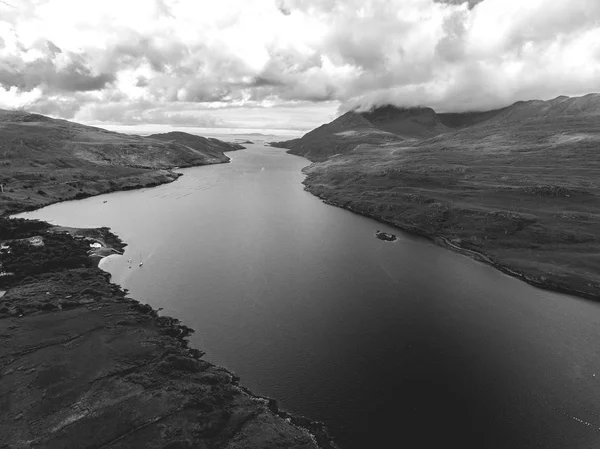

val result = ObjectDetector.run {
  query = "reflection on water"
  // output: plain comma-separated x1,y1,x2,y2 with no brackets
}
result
18,144,600,449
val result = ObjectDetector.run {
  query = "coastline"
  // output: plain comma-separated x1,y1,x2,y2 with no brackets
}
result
1,171,338,448
0,137,245,218
302,182,599,302
14,153,246,216
6,152,251,217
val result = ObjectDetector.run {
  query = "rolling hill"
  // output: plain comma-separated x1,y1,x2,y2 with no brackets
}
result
0,110,244,215
278,94,600,299
147,131,244,158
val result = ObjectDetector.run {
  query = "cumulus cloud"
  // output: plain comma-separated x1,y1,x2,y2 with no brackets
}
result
1,0,600,132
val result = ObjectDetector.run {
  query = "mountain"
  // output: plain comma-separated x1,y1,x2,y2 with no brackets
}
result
274,94,600,162
360,105,449,137
0,110,243,215
295,93,600,300
271,105,452,161
271,109,405,162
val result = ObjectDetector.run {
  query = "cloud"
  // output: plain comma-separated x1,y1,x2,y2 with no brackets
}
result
1,0,600,132
434,0,483,8
276,0,292,15
331,0,600,112
77,100,225,128
26,94,88,119
435,9,468,62
0,34,115,93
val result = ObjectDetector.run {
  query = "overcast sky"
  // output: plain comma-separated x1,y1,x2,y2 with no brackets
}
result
1,0,600,134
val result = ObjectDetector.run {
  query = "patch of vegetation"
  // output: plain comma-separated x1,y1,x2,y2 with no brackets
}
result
0,217,51,240
1,224,92,287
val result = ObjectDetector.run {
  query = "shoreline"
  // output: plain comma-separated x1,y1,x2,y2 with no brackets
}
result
92,225,338,448
1,219,338,448
7,152,252,218
302,182,599,302
2,142,246,218
4,168,186,218
1,163,338,448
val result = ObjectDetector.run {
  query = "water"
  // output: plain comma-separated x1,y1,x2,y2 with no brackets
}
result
17,144,600,448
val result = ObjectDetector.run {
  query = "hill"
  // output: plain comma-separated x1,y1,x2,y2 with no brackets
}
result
271,105,453,161
147,131,244,156
271,109,403,161
293,94,600,299
0,111,244,215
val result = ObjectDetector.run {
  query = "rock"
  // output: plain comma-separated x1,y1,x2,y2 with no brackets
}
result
375,231,397,241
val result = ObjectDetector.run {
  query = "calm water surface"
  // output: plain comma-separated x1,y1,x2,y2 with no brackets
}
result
18,144,600,448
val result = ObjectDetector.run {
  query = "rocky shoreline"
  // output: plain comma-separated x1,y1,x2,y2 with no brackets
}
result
0,214,337,447
303,182,599,302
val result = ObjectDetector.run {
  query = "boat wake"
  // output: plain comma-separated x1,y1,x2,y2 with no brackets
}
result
554,407,600,433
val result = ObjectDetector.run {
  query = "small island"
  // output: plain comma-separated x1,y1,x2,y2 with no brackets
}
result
375,230,397,241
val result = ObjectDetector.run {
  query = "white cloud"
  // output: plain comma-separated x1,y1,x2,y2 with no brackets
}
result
0,0,599,132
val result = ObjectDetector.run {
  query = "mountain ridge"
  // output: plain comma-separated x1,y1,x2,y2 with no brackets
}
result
272,93,600,161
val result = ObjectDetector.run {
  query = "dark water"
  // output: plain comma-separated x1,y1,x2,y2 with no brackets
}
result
18,144,600,448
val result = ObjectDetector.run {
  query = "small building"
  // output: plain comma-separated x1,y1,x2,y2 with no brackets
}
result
28,236,44,247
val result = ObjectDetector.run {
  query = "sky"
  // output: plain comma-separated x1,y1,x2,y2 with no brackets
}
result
1,0,600,134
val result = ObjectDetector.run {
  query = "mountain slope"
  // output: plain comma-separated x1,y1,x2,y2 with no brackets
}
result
275,94,600,163
437,108,507,128
360,105,449,137
272,105,452,161
0,110,243,215
271,109,408,162
299,93,600,300
147,131,244,160
491,93,600,123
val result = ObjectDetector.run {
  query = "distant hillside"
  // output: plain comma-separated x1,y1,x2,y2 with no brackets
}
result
273,94,600,162
437,108,507,128
487,94,600,123
297,93,600,300
271,109,406,161
147,131,244,159
360,105,449,137
436,94,600,130
271,105,452,161
0,110,243,215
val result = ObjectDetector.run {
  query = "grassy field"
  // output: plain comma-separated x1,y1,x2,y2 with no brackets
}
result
278,95,600,299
